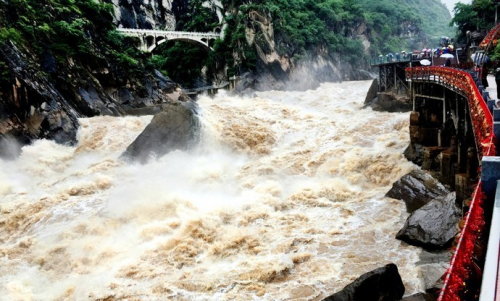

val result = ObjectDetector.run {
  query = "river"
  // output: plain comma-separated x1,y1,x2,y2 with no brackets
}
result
0,80,423,300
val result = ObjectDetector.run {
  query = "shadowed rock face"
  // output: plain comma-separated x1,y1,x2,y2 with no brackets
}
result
396,192,460,250
0,42,80,158
0,37,182,159
121,100,200,163
386,169,450,213
322,263,405,301
104,0,176,30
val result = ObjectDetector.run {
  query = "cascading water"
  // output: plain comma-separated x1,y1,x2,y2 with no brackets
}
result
0,80,424,300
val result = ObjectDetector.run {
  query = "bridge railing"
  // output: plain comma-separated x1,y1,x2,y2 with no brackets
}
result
479,22,500,50
406,66,494,159
117,28,220,38
370,55,412,65
406,66,496,301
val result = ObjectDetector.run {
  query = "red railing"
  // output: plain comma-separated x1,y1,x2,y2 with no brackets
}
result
406,66,496,300
479,23,500,50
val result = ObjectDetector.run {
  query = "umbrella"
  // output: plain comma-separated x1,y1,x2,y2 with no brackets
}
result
440,53,454,58
420,59,431,66
471,52,490,64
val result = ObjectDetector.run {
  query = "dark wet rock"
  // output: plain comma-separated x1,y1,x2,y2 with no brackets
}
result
79,86,117,116
369,92,412,112
154,70,177,92
364,78,379,105
386,169,450,213
322,263,405,301
232,72,257,95
121,101,200,163
401,293,436,301
404,143,425,165
41,50,57,74
0,42,80,158
416,250,450,292
396,192,460,250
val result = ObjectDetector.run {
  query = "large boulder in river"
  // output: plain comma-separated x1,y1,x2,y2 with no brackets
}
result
121,101,200,163
322,263,405,301
396,192,460,250
386,169,450,212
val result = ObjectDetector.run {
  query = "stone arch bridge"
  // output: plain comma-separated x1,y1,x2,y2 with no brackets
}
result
117,28,222,52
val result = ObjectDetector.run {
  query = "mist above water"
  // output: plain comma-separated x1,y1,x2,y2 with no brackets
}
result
0,81,422,300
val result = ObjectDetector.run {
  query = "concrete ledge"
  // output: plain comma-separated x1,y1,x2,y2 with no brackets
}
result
494,123,500,151
481,157,500,199
493,108,500,122
488,99,495,113
479,180,500,301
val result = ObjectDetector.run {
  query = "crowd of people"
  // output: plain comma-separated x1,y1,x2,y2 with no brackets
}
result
374,36,500,99
377,37,457,64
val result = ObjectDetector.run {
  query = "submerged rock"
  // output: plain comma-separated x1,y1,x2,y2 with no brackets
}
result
121,101,201,163
386,169,450,213
396,192,460,250
322,263,405,301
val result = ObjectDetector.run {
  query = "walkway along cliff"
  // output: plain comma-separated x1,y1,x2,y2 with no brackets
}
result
373,23,500,301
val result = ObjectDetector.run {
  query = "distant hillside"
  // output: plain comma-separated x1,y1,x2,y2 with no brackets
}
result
152,0,454,88
357,0,454,52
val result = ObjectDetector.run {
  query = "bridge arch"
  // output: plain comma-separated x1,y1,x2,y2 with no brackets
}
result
153,36,216,52
117,28,221,53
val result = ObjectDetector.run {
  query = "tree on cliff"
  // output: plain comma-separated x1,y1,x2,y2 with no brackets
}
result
450,0,497,44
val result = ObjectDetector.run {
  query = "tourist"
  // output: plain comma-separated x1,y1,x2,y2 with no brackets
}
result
445,59,451,67
480,65,488,88
480,65,489,88
495,67,500,99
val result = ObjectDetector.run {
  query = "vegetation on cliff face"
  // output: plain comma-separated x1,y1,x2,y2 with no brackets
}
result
450,0,499,62
0,0,148,87
450,0,497,42
0,0,181,154
148,0,453,87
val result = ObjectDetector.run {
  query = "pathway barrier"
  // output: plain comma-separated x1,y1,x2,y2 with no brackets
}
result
406,66,496,301
479,23,500,50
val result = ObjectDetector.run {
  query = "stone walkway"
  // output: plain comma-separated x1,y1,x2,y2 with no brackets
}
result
484,74,500,301
487,74,498,101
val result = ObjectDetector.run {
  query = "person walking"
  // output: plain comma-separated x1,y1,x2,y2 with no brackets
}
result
495,67,500,100
478,65,489,88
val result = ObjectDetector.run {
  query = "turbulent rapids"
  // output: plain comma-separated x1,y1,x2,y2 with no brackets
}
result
0,81,423,300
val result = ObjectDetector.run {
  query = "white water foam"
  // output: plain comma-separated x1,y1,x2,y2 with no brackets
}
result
0,81,423,300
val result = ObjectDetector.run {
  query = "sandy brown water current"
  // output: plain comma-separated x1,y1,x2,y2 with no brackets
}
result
0,81,424,300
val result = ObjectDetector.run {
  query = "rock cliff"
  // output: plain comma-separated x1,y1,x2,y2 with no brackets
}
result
104,0,176,30
0,0,186,158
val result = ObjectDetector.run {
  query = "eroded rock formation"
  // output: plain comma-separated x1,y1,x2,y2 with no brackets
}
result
121,100,200,163
322,263,405,301
386,169,451,213
396,192,460,250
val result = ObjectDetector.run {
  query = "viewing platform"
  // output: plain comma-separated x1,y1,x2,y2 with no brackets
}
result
402,66,499,301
